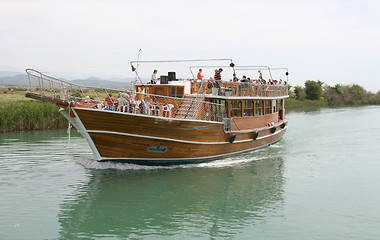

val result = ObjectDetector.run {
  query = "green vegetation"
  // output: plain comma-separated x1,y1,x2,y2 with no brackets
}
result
0,88,67,133
305,80,323,100
287,80,380,109
286,98,328,109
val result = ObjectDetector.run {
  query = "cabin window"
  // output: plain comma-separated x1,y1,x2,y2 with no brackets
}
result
210,99,225,106
231,100,242,117
265,100,272,114
168,86,184,98
272,100,277,113
243,100,254,116
168,86,176,97
255,100,263,116
176,87,184,97
144,87,150,94
154,87,165,96
210,99,226,115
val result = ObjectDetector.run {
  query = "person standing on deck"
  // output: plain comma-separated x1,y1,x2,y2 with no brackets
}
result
258,70,263,81
197,68,203,91
151,70,158,84
136,85,147,114
214,68,222,95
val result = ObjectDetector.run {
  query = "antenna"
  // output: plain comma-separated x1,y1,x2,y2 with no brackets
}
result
132,49,143,84
136,48,142,72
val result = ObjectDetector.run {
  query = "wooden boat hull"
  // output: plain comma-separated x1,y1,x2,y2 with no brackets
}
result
71,107,287,165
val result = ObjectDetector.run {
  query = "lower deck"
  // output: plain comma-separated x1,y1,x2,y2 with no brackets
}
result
69,107,287,164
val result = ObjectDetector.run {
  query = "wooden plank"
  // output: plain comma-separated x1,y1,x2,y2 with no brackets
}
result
231,113,279,131
75,108,229,142
89,129,286,160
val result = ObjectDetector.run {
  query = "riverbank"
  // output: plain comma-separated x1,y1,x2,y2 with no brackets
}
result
285,98,328,109
0,90,67,133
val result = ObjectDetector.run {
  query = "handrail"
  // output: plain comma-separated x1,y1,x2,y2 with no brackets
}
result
25,69,227,123
194,79,288,98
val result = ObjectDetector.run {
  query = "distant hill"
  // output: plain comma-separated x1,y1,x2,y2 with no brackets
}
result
0,71,23,77
71,77,133,89
0,72,134,89
0,74,28,86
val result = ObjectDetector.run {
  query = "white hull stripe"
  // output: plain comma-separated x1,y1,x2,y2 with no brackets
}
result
87,126,287,145
71,108,102,159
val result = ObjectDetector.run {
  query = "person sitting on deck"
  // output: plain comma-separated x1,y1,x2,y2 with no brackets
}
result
117,92,129,112
240,75,248,92
103,102,114,111
241,75,248,82
128,92,136,113
104,93,115,109
105,93,114,103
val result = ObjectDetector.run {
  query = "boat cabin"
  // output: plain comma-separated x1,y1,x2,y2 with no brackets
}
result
135,73,287,132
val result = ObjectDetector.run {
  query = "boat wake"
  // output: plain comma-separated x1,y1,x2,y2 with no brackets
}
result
76,148,269,170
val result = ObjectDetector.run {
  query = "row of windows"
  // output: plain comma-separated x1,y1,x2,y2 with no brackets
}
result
209,99,283,118
231,100,280,117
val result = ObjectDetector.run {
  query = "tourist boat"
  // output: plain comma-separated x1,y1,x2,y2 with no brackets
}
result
25,59,289,165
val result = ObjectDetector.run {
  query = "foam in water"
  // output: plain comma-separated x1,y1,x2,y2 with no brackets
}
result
76,153,264,171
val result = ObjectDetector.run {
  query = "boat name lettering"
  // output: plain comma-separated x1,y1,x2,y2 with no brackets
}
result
147,145,167,153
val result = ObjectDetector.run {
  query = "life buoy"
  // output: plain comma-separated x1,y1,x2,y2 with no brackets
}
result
204,101,211,111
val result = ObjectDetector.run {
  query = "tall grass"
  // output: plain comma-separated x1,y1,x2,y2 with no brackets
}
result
0,100,67,132
286,98,328,109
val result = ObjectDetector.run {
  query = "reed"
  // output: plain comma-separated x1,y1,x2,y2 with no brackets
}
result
286,98,328,109
0,100,67,133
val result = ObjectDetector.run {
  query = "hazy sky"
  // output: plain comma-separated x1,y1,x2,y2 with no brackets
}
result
1,0,380,92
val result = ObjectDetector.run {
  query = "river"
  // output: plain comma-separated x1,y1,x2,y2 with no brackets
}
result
0,106,379,239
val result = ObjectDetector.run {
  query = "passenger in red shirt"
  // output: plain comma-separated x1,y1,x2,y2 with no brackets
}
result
197,69,203,90
105,93,115,109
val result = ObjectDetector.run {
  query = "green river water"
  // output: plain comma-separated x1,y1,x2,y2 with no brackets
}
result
0,106,379,239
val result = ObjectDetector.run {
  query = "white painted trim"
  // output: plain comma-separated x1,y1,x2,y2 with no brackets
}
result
71,108,102,160
86,126,287,145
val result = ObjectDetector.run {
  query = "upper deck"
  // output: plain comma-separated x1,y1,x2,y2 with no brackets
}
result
135,80,288,100
131,59,289,99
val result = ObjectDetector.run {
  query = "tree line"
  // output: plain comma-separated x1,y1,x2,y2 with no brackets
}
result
289,80,380,105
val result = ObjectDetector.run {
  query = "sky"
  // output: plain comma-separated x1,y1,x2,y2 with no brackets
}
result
1,0,380,92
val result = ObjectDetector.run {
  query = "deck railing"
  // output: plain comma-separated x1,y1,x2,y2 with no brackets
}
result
192,80,288,97
25,69,226,123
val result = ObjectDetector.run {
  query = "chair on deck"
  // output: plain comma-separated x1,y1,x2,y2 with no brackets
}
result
162,104,174,118
148,102,161,116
